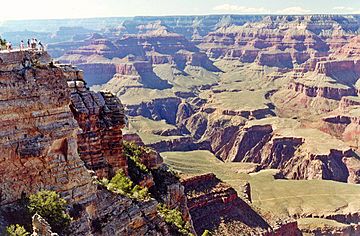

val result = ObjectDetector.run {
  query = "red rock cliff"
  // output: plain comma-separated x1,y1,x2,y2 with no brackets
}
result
62,65,127,179
0,51,96,205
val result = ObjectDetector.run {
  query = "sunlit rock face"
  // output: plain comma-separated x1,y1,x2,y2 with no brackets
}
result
62,64,128,179
0,51,194,236
0,51,96,205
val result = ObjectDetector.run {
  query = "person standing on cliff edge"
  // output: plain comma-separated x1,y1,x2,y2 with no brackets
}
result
38,41,44,51
31,38,36,50
27,39,30,49
6,42,12,51
20,40,24,51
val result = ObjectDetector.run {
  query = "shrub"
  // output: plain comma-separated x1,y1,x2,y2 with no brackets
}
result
5,224,30,236
0,37,6,48
201,229,212,236
102,170,151,201
157,204,193,236
107,170,134,195
28,190,71,234
123,141,150,174
131,185,151,201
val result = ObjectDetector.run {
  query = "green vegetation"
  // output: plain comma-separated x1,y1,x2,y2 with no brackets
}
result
161,150,253,189
157,204,193,236
28,190,71,234
124,116,185,145
97,142,154,201
118,87,175,105
0,37,6,48
5,224,30,236
201,90,271,111
124,141,150,175
3,190,71,235
123,141,152,186
98,170,151,201
161,150,360,219
201,229,212,236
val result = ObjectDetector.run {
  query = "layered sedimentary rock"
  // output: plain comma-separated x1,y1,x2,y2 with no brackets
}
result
287,42,360,101
199,15,359,62
339,96,360,110
181,173,300,235
21,14,360,235
0,51,96,205
208,117,360,183
332,36,360,58
71,189,169,236
57,26,219,86
199,18,329,63
0,51,196,236
62,64,127,179
320,101,360,168
288,80,356,100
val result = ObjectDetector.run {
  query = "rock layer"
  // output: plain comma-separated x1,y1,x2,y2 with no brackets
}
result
181,173,301,235
0,51,194,236
0,51,96,205
63,64,127,179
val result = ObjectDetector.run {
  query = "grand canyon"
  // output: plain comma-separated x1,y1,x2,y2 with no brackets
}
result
1,13,360,236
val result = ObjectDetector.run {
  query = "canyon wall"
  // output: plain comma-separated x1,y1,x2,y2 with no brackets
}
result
0,51,195,236
63,65,127,179
0,51,96,206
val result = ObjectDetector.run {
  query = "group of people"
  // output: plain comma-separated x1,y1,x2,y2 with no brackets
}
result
1,38,44,52
21,38,45,51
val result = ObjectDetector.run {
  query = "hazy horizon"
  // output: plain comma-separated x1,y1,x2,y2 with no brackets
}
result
0,0,359,21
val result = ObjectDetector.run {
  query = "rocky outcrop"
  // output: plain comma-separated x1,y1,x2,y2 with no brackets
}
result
289,81,356,100
300,222,360,236
31,214,57,236
115,60,153,75
315,59,360,76
332,36,360,58
218,125,273,162
62,65,127,179
321,110,360,155
58,28,219,85
339,96,360,110
256,52,293,69
147,136,198,153
181,173,300,235
0,51,195,236
70,189,169,236
198,16,332,64
0,51,96,205
196,118,360,183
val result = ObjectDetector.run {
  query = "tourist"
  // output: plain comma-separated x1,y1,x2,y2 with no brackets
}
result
27,39,30,48
20,40,24,51
31,38,36,50
38,41,44,51
7,42,12,51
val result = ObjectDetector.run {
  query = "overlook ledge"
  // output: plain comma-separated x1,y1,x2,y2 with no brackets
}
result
0,50,51,71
